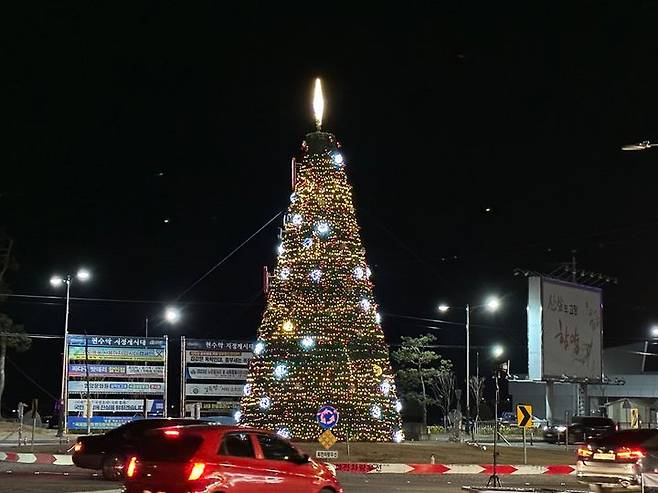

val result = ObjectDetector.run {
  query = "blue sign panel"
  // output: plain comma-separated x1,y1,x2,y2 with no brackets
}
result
68,335,167,348
316,405,339,430
67,416,137,430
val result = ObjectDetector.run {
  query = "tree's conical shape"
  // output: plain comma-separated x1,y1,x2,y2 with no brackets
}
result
240,128,402,442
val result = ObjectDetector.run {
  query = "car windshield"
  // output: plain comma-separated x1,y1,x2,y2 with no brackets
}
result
594,430,658,448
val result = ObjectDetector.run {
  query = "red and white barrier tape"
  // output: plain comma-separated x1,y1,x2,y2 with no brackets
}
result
0,452,575,475
0,452,73,466
334,463,576,475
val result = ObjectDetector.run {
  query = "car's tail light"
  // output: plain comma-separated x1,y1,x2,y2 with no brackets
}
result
126,457,138,478
188,462,206,481
163,429,180,437
615,447,646,461
73,442,83,453
577,447,593,459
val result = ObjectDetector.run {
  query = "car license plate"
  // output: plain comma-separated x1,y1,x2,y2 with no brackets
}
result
593,453,615,460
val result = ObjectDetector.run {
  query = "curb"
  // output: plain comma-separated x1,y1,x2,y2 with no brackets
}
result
0,453,576,475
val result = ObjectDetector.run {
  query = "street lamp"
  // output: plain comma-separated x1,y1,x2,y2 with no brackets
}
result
437,296,501,421
145,306,181,338
50,268,91,436
491,344,505,359
650,326,658,338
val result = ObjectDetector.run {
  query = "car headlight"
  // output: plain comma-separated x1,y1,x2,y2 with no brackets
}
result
556,426,567,432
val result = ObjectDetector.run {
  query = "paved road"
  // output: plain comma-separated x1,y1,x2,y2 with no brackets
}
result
0,462,585,493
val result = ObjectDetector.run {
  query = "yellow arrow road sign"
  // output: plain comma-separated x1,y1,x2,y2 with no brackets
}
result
516,404,533,428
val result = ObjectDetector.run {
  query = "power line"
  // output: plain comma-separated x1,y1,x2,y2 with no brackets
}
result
0,292,260,306
176,210,283,301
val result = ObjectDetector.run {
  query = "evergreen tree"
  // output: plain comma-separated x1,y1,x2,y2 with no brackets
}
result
241,81,402,441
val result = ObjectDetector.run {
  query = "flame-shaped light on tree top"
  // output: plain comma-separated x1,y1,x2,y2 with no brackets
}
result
313,78,324,130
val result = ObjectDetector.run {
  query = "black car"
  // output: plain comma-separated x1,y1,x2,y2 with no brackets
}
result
72,418,205,479
544,416,616,444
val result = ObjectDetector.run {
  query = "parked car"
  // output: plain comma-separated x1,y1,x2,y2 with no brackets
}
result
544,416,616,444
577,428,658,492
124,424,343,493
499,412,516,425
72,418,205,479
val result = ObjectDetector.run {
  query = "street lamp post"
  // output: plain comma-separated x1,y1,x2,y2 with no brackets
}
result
50,268,91,437
142,306,180,418
438,297,500,423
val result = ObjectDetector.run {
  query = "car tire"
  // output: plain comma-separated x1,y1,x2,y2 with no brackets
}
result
320,489,336,493
101,454,125,481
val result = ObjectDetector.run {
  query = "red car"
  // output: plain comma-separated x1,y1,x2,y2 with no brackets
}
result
123,424,343,493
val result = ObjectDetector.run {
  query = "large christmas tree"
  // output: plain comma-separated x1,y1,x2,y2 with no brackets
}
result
240,80,402,442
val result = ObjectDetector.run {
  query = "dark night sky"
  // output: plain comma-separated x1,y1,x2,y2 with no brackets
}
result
3,2,658,416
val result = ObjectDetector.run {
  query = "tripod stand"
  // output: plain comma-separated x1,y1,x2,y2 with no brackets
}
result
486,370,502,487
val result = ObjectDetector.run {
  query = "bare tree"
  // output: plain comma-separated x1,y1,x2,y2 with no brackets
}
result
429,360,455,428
469,376,486,423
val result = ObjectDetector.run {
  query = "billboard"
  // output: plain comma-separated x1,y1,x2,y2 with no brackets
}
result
185,367,248,380
67,416,135,430
185,351,253,366
180,338,253,418
185,383,244,397
68,381,165,394
68,364,164,378
68,399,163,413
528,276,602,380
65,334,168,433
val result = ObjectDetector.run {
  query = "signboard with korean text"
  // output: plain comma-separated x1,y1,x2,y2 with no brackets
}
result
68,364,164,378
68,381,165,394
68,399,164,413
185,351,253,366
527,277,602,381
185,383,244,397
185,367,248,380
181,337,253,419
65,334,168,433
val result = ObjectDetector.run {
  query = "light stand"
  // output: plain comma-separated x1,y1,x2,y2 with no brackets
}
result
487,360,509,488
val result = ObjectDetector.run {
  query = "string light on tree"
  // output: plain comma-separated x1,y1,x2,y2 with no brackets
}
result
393,430,404,443
259,396,271,410
276,427,291,439
315,221,331,236
291,214,303,226
254,341,266,356
243,384,253,396
375,312,382,324
277,244,285,255
332,152,345,168
300,336,315,350
274,364,289,380
234,410,242,422
395,400,403,412
240,78,402,441
366,267,372,278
